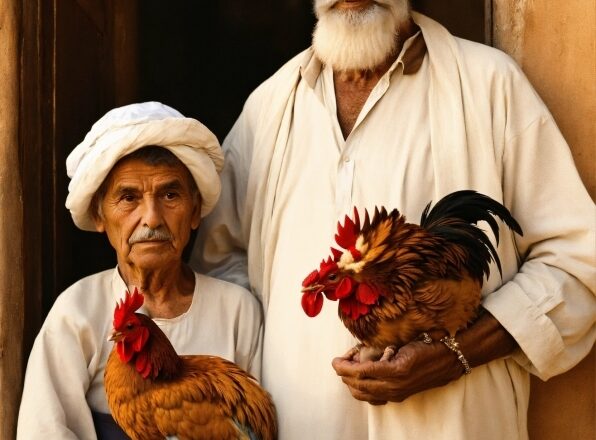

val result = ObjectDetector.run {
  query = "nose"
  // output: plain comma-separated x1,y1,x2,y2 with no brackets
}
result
141,198,164,230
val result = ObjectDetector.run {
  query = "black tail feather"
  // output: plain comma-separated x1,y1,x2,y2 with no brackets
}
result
419,190,523,280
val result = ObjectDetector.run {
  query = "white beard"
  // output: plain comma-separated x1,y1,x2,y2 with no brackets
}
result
312,0,411,71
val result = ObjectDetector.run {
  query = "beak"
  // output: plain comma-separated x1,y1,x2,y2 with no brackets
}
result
108,329,122,342
301,284,324,293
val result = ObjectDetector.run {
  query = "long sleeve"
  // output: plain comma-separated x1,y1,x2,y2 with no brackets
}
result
483,80,595,380
17,302,99,440
190,101,257,292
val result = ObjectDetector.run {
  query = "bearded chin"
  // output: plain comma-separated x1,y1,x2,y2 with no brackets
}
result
312,1,410,72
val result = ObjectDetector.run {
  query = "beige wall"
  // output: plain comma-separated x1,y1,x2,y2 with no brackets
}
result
493,0,595,198
0,1,25,439
493,1,595,439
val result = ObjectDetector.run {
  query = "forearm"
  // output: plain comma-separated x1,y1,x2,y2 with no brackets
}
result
457,309,517,370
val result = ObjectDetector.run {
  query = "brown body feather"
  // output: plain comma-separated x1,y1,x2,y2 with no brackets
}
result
105,314,277,440
343,216,482,348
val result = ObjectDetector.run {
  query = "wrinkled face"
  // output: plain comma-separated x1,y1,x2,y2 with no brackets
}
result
94,157,201,271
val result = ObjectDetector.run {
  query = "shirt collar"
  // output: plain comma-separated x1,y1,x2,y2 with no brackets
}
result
300,27,427,89
399,29,426,75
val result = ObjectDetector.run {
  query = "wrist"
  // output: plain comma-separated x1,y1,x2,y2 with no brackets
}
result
459,310,517,368
440,336,472,375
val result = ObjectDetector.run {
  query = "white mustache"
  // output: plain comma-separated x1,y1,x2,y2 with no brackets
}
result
314,0,395,16
128,227,172,245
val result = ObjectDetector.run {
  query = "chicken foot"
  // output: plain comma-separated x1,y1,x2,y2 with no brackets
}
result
344,343,389,362
345,332,435,363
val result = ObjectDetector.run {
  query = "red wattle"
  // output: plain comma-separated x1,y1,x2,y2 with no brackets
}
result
117,341,134,363
301,292,324,317
135,351,150,377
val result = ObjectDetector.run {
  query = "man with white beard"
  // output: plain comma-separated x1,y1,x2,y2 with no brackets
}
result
191,1,595,439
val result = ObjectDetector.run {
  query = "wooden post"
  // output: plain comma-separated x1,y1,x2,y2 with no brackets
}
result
0,0,25,438
492,1,595,439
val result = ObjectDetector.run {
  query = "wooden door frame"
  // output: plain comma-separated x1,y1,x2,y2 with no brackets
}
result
1,1,24,438
20,0,53,374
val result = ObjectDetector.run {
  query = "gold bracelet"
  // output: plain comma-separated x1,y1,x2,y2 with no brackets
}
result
440,336,472,375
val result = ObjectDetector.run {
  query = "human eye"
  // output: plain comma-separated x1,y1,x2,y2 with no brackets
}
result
164,192,179,200
118,192,137,203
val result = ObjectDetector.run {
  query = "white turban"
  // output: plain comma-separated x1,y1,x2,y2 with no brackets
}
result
65,101,224,231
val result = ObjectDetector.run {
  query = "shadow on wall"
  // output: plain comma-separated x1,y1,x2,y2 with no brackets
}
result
137,1,316,141
136,0,485,142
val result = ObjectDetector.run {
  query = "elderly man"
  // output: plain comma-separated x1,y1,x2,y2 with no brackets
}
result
17,102,263,439
191,1,595,439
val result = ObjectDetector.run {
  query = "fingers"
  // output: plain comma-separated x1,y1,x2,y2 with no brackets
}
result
341,374,389,404
332,342,444,404
332,356,407,403
333,356,406,379
369,400,388,406
340,374,401,403
331,356,358,375
332,357,378,379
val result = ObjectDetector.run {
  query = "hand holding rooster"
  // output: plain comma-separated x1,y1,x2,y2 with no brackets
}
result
332,311,516,404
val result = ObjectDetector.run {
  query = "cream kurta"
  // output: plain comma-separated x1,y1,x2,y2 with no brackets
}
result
192,13,595,440
17,268,263,440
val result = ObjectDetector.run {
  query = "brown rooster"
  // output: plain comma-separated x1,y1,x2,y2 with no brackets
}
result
104,289,277,440
301,190,522,361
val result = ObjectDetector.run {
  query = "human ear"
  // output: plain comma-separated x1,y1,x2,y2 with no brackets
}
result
93,213,106,233
190,195,201,230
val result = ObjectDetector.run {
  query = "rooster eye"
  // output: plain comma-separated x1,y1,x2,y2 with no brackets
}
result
126,323,134,330
327,273,337,281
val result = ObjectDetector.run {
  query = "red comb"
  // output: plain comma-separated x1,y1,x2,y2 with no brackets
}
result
330,247,343,261
319,257,338,279
114,288,144,330
335,207,361,250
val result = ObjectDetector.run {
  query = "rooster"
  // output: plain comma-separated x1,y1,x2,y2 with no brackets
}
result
104,289,277,440
301,190,522,361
